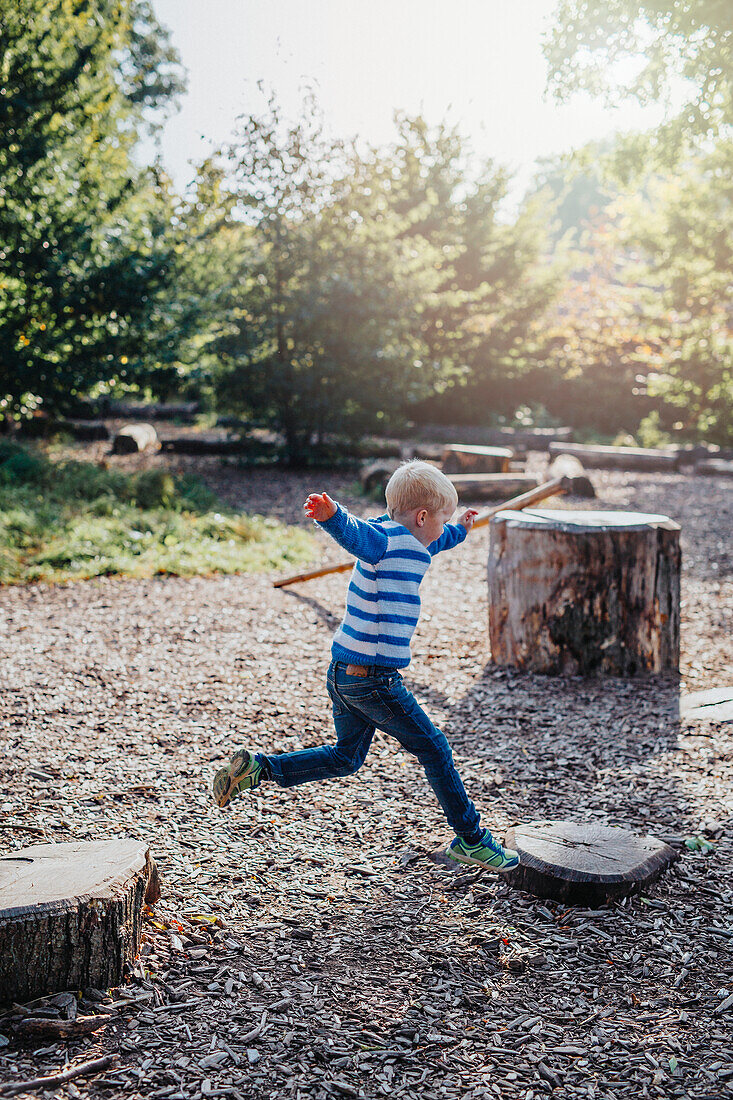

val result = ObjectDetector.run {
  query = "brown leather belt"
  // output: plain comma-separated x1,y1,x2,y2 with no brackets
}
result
345,664,369,677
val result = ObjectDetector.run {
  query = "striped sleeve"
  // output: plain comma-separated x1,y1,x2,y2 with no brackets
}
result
428,522,468,556
317,504,388,564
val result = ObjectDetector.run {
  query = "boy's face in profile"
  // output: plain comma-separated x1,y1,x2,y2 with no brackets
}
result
415,505,455,546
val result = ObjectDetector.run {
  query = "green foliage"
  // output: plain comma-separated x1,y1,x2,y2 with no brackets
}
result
214,98,561,458
545,0,733,170
0,0,196,422
612,141,733,443
0,444,313,584
214,96,443,464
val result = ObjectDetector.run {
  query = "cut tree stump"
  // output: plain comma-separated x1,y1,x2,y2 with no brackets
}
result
0,840,160,1005
449,474,539,501
548,441,680,472
441,445,513,475
111,423,159,454
503,821,678,905
488,509,681,675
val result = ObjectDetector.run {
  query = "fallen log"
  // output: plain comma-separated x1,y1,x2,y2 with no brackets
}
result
441,445,513,475
695,458,733,478
448,473,539,500
0,839,160,1005
111,423,159,454
548,441,679,471
503,821,678,906
547,454,595,498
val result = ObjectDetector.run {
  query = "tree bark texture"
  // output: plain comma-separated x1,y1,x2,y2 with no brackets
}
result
488,509,681,675
0,840,160,1006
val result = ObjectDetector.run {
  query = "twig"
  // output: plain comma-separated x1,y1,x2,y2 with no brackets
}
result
0,1054,118,1096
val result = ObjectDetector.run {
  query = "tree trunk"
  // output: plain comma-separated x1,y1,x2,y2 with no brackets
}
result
0,840,160,1006
488,508,681,675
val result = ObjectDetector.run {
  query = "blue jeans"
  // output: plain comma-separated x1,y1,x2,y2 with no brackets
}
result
258,659,482,844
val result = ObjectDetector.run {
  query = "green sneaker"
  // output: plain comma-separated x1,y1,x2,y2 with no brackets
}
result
447,829,519,872
213,749,264,808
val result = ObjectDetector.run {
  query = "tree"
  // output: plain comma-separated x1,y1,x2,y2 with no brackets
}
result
379,117,562,423
545,0,733,169
613,141,733,443
0,0,188,421
214,97,442,463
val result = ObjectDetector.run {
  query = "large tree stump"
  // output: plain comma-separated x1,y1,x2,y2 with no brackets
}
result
488,509,681,674
0,840,160,1005
441,445,513,475
503,821,678,905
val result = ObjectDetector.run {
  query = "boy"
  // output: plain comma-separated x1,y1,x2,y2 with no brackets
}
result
213,461,519,871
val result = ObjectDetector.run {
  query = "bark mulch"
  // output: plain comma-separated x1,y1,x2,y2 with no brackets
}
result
1,456,732,1100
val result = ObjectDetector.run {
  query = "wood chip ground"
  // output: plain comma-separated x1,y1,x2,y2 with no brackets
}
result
1,453,732,1100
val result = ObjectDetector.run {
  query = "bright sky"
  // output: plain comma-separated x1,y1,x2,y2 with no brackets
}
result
147,0,668,203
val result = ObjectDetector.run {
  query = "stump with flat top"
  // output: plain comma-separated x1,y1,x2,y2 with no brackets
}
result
503,820,678,905
488,509,681,675
0,840,160,1005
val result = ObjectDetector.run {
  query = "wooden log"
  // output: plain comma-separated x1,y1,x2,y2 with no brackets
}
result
547,454,596,498
449,474,539,501
0,840,160,1006
111,423,159,455
503,821,678,906
441,445,513,475
359,459,400,495
482,426,573,451
488,509,681,675
695,458,733,478
548,441,680,471
62,420,110,442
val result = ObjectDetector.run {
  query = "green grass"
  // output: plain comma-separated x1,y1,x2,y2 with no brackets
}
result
0,442,315,585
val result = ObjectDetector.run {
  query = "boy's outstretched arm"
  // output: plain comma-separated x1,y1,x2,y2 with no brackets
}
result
305,492,388,564
428,509,478,556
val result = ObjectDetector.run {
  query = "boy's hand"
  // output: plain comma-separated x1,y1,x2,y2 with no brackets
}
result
458,508,479,533
304,492,337,523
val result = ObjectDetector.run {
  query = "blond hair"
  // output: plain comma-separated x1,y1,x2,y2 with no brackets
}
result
385,460,458,517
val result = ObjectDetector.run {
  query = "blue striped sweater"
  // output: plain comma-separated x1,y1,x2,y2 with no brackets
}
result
318,504,467,668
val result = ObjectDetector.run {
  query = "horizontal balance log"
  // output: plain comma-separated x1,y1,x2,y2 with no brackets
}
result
448,474,539,501
503,820,678,905
441,445,513,475
548,442,679,472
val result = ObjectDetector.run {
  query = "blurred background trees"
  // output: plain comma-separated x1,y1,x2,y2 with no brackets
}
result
1,0,731,449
